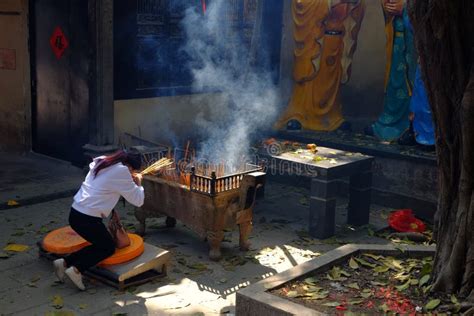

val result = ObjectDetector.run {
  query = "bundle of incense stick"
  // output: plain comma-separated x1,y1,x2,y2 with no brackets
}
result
140,158,174,175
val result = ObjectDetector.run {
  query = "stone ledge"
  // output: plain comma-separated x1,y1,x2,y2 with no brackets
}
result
236,244,436,316
0,188,77,210
276,131,436,165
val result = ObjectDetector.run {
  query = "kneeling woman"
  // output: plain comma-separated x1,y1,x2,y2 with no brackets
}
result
53,150,144,290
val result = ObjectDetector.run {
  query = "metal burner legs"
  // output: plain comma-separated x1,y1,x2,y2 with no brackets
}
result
239,221,252,251
207,230,224,261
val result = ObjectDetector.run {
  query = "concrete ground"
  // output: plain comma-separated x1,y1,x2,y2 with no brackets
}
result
0,152,84,210
0,153,393,316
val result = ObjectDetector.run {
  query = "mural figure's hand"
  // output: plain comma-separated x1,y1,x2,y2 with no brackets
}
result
384,0,404,16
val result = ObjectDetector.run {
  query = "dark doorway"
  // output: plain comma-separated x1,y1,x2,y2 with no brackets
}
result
30,0,89,165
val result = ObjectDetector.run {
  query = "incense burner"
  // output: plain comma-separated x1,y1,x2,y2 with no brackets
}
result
134,164,265,260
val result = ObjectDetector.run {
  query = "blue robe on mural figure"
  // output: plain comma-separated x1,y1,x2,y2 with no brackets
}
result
396,7,435,147
367,4,417,141
409,65,435,146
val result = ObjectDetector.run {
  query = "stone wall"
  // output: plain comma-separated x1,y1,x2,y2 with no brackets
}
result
340,0,386,127
370,156,438,219
114,93,228,147
0,0,31,152
115,1,389,142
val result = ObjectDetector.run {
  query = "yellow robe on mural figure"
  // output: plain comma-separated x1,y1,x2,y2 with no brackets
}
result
275,0,365,131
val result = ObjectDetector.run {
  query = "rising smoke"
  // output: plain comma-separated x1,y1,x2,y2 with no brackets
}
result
181,1,279,171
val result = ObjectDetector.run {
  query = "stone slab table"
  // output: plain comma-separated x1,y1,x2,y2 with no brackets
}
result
259,143,374,239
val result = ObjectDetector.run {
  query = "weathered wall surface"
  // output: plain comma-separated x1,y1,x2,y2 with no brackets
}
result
370,157,438,219
116,2,388,141
0,0,31,152
340,1,386,126
114,93,228,147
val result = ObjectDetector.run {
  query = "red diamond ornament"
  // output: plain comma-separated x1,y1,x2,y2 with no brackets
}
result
49,26,69,59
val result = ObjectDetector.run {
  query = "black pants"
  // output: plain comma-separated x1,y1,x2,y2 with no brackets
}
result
65,208,115,272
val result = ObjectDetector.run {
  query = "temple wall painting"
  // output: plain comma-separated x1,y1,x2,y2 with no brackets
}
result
115,0,429,148
114,0,284,145
275,0,367,132
277,0,388,134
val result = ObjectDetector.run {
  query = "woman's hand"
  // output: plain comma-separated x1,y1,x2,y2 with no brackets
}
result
132,173,143,186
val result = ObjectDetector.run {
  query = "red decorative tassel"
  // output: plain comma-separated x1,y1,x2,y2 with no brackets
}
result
201,0,206,13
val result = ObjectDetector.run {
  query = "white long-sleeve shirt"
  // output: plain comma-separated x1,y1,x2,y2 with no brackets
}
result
72,158,144,218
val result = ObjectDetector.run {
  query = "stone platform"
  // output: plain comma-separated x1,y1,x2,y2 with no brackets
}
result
275,130,437,221
38,242,171,290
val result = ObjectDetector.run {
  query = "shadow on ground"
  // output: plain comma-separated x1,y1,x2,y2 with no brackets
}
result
0,180,392,315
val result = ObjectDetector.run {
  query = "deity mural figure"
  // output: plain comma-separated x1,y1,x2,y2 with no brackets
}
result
406,64,435,148
275,0,366,131
365,0,417,140
396,11,435,149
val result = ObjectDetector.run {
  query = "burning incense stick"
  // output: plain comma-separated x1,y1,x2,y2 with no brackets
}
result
184,141,191,162
140,158,174,176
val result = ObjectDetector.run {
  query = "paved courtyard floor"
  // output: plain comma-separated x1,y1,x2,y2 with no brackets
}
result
0,152,393,315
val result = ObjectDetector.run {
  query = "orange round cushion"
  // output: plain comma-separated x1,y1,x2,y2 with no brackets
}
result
43,226,91,254
100,233,144,266
42,226,144,266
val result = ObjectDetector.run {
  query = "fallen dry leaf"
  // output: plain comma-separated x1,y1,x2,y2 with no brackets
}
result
51,295,64,309
346,282,360,290
361,291,373,298
38,226,51,234
349,257,359,270
286,290,298,298
4,244,29,252
305,292,329,300
11,230,25,237
45,312,75,316
425,298,441,310
0,252,10,259
373,265,390,273
363,253,382,261
79,304,88,310
419,274,430,287
355,257,376,268
304,277,318,285
395,280,411,292
7,200,19,206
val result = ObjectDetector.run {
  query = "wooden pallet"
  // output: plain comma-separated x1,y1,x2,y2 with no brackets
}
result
38,242,171,290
